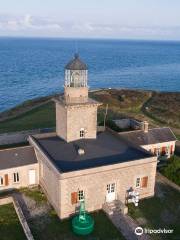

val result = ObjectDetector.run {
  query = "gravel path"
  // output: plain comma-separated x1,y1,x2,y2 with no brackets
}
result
12,191,51,220
108,212,151,240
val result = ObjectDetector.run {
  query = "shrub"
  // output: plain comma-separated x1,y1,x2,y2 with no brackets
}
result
160,155,180,186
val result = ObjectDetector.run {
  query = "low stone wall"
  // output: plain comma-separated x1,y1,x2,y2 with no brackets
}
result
113,118,142,130
0,196,12,205
157,172,180,192
0,128,54,145
0,196,34,240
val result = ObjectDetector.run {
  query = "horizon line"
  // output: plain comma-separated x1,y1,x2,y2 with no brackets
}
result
0,35,180,43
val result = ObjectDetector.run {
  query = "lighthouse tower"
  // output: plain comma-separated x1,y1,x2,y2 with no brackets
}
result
54,54,101,142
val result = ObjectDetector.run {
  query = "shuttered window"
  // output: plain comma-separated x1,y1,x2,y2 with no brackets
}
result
71,192,78,204
141,176,148,188
4,174,9,186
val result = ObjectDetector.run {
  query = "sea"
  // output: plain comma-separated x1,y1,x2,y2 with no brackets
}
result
0,37,180,112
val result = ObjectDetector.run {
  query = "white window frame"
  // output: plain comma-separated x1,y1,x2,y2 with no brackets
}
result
107,183,115,193
80,128,85,138
13,172,20,183
0,176,4,186
136,177,141,188
78,190,84,201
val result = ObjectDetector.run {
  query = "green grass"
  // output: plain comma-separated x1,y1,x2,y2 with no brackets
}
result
19,187,47,204
0,101,55,133
128,183,180,240
159,155,180,186
143,92,180,129
175,134,180,141
0,203,26,240
0,89,179,138
29,210,125,240
17,187,125,239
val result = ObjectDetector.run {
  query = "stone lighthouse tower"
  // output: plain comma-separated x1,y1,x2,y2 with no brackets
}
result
54,54,101,142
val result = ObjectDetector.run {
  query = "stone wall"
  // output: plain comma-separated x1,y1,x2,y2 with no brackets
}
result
59,157,157,219
66,104,98,142
0,162,39,191
113,119,143,130
0,128,54,146
29,136,61,216
56,101,99,142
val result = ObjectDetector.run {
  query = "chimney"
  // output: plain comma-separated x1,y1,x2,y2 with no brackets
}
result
142,121,149,133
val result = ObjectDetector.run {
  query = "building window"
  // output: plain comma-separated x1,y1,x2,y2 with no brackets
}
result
0,176,4,186
136,178,141,188
107,183,115,193
136,176,148,188
80,129,85,138
78,190,84,201
13,172,19,183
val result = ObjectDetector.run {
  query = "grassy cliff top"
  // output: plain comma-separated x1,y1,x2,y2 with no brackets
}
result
0,89,179,138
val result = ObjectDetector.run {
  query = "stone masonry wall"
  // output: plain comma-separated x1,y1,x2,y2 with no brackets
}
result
59,158,157,219
56,103,67,141
33,146,61,216
0,163,39,191
66,104,97,142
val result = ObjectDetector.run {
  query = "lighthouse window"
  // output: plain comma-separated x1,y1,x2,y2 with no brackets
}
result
80,129,85,138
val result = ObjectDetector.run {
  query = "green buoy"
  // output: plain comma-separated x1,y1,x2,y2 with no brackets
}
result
72,199,94,235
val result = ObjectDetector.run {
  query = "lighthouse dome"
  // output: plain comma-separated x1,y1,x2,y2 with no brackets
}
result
65,54,87,70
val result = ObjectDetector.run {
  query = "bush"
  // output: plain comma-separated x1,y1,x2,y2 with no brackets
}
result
160,155,180,186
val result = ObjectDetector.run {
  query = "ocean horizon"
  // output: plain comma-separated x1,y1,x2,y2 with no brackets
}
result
0,37,180,112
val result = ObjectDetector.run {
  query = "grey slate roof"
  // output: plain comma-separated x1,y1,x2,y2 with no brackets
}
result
65,54,87,70
34,131,152,173
119,127,176,146
0,146,37,170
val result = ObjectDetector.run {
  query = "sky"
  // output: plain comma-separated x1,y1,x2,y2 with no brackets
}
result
0,0,180,40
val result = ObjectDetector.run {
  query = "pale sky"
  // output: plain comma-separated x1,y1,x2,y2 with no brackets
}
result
0,0,180,40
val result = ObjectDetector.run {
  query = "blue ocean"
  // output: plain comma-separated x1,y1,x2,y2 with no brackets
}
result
0,37,180,112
